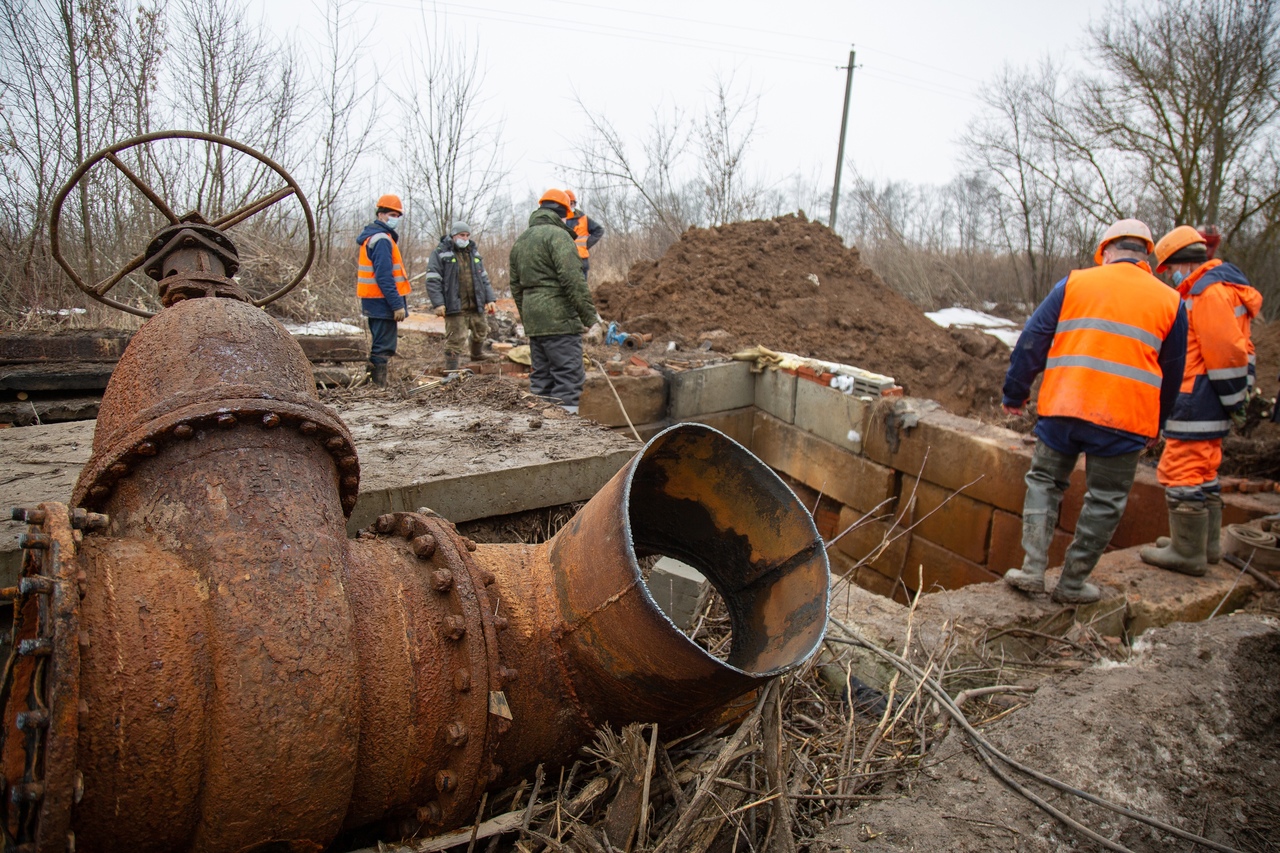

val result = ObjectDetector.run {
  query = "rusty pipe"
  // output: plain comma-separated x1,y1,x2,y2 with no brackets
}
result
1,285,827,851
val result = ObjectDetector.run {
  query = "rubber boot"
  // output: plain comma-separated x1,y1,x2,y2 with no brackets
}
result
370,362,388,387
1140,500,1209,576
444,352,461,372
1154,494,1222,563
470,338,497,362
1051,559,1102,604
1004,511,1055,594
1205,493,1223,564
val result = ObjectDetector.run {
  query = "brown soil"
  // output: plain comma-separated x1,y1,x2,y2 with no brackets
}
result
827,615,1280,853
593,214,1009,417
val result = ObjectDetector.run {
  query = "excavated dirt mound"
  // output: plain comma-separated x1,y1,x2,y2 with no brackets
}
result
594,215,1009,417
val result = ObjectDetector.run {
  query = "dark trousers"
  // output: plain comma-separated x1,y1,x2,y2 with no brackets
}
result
368,317,398,365
530,334,584,407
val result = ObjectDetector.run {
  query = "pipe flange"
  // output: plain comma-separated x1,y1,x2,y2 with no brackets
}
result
1,503,91,852
366,511,506,828
73,396,359,516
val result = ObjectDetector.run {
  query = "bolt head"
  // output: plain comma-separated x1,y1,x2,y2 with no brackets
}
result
435,770,457,793
411,534,437,559
261,413,281,429
416,802,442,824
454,669,471,692
135,440,157,456
173,424,194,439
445,721,469,746
216,414,237,429
432,569,453,592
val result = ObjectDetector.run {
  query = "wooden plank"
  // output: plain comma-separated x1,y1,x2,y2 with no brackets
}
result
0,331,367,364
0,331,132,364
0,364,114,391
0,396,100,426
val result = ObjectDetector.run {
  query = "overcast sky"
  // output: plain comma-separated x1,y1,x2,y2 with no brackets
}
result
252,0,1115,208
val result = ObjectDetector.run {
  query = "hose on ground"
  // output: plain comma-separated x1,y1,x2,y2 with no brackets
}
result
826,617,1242,853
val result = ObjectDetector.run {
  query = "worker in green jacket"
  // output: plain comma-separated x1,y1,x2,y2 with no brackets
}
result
509,189,600,413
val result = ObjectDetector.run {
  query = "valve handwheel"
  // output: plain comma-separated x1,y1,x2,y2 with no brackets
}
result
49,130,317,318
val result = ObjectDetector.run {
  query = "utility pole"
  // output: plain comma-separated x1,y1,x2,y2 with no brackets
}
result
829,48,856,232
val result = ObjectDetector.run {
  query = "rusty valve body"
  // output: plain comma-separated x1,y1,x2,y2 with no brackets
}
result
2,276,828,851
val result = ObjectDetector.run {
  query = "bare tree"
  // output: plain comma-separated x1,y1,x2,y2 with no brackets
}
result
397,13,507,243
695,73,762,226
962,63,1075,302
311,0,376,263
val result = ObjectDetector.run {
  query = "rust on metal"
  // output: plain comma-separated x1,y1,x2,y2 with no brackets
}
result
3,133,829,852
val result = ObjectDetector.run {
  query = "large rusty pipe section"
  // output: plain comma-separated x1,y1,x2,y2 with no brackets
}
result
1,289,828,852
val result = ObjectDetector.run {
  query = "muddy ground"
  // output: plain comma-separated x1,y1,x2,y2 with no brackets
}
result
825,613,1280,853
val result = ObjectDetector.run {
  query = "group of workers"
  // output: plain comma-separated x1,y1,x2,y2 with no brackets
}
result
1002,219,1260,604
359,196,1259,601
354,190,602,412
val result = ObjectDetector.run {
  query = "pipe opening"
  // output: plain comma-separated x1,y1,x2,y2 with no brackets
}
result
625,424,829,678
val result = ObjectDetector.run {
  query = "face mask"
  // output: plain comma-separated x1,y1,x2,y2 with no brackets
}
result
453,236,469,249
1171,270,1185,285
385,216,400,230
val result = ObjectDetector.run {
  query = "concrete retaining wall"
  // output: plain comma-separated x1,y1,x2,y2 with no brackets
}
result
596,361,1279,601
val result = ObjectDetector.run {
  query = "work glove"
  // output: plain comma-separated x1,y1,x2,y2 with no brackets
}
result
1230,407,1248,430
584,320,605,345
484,302,497,315
433,305,446,317
393,308,407,322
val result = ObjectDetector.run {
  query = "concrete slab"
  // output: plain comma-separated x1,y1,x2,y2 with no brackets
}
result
647,557,708,630
667,361,754,420
0,398,639,584
688,407,755,449
579,372,668,427
0,421,95,580
753,412,897,514
793,379,871,453
754,368,797,424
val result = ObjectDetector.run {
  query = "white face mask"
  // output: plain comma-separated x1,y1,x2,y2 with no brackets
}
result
385,216,401,230
453,236,469,249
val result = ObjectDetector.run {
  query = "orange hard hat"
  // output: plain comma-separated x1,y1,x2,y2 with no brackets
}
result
565,189,577,205
376,194,403,214
1093,218,1154,265
1154,225,1206,272
538,188,573,211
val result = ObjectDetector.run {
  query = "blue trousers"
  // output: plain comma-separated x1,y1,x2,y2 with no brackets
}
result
368,318,398,365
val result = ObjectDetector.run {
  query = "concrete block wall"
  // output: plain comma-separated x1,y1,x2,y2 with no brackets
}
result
628,362,1277,601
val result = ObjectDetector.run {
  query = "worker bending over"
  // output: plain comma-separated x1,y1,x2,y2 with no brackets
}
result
1003,219,1187,603
1140,226,1261,575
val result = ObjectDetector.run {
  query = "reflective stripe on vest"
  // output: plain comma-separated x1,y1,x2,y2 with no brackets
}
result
1036,261,1180,437
357,232,411,299
570,214,590,259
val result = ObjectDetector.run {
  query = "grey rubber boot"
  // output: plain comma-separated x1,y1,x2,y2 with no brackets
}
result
1140,500,1209,576
1052,558,1102,604
370,362,388,387
1006,441,1075,595
444,352,461,372
1154,493,1221,563
1005,510,1054,593
1205,492,1223,564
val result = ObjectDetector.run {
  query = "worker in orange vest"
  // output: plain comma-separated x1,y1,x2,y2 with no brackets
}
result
1002,219,1187,603
1140,226,1262,575
356,194,411,386
564,190,604,282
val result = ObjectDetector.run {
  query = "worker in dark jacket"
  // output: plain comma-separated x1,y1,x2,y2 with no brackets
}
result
426,221,497,371
356,194,410,386
564,190,605,281
1002,219,1187,604
509,189,600,413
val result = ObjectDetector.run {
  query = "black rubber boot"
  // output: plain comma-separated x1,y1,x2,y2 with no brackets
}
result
1140,499,1209,576
370,363,388,387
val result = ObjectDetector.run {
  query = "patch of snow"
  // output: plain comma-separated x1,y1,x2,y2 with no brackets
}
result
32,308,88,317
925,307,1022,348
282,320,363,336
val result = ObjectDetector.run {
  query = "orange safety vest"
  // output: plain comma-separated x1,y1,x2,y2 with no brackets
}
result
356,232,411,299
569,213,590,259
1038,260,1181,438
